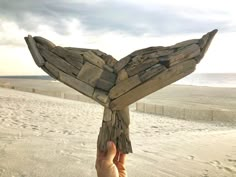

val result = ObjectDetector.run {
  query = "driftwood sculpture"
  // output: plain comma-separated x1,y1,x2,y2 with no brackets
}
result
24,29,217,154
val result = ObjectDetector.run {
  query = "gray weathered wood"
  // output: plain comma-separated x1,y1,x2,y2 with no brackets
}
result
116,69,128,83
109,74,142,99
82,51,105,68
110,60,197,110
103,108,112,121
160,44,200,67
102,55,117,67
43,62,60,79
96,79,114,91
170,39,199,48
139,64,167,82
93,89,109,106
195,29,218,63
34,36,56,50
77,62,103,87
25,35,45,67
103,64,114,73
126,58,160,77
52,46,83,69
114,56,131,73
100,70,117,84
38,46,80,77
25,29,217,154
60,71,94,97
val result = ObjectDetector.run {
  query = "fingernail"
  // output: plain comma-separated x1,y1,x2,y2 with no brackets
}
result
107,141,112,148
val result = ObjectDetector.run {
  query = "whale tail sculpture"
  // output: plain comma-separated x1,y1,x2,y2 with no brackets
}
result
25,29,217,153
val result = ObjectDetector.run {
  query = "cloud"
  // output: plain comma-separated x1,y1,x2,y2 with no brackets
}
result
0,0,232,37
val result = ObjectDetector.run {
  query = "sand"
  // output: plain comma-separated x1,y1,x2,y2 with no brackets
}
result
0,87,236,177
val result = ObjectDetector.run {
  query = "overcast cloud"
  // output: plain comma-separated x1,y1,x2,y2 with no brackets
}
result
0,0,233,37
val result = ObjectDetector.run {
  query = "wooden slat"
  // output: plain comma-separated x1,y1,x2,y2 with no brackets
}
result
77,62,103,87
24,35,45,67
195,29,218,63
100,70,117,84
116,69,128,83
170,39,199,48
103,108,112,121
52,46,83,69
160,44,200,67
103,64,114,73
114,56,131,73
93,89,109,106
101,54,117,67
82,51,105,68
139,64,167,82
33,36,56,50
43,62,60,79
96,79,114,91
38,46,80,77
59,71,94,97
110,60,197,110
109,74,142,99
126,58,160,77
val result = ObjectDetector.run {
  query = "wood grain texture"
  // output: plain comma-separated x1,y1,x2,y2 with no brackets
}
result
60,71,94,97
109,74,142,99
52,46,83,69
38,46,80,77
110,60,197,110
25,35,45,67
77,62,103,87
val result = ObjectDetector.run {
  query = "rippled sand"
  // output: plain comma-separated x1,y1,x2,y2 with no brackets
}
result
0,88,235,177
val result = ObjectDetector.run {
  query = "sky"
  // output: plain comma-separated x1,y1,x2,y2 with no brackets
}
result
0,0,235,75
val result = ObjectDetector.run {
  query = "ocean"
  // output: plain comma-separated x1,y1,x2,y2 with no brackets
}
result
0,73,235,88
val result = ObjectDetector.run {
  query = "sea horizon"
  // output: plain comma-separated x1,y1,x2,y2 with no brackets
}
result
0,73,236,88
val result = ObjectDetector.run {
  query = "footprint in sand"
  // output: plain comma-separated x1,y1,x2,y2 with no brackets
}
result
208,160,236,174
187,155,195,160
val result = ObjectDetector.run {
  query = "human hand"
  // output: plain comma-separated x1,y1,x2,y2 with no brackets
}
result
96,141,127,177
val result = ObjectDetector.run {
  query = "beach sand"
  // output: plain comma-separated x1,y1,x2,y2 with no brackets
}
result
0,87,236,177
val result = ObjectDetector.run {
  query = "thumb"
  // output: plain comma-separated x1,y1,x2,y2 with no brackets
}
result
105,141,116,162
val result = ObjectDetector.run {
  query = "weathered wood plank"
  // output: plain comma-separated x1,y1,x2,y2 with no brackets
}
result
25,35,45,67
100,70,117,84
43,62,60,79
126,58,160,77
82,51,105,68
38,46,80,77
96,79,114,91
93,89,109,106
195,29,218,63
170,39,199,48
139,64,167,82
103,64,114,73
114,56,131,73
59,71,94,97
103,108,112,121
51,46,83,69
117,107,130,127
116,69,128,83
130,46,166,56
109,74,142,99
160,44,200,67
110,60,197,110
77,62,103,87
33,36,56,50
101,54,117,67
142,49,175,59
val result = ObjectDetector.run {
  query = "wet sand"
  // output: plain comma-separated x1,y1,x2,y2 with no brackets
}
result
0,87,235,177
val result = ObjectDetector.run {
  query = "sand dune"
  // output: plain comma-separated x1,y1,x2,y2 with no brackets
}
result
0,88,236,177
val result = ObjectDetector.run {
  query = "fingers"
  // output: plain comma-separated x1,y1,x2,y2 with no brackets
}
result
119,153,126,164
105,141,117,162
